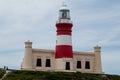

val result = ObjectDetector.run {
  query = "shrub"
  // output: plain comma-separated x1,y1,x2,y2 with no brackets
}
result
0,69,5,78
3,70,120,80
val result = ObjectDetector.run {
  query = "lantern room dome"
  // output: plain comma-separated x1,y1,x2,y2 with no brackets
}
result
60,4,69,10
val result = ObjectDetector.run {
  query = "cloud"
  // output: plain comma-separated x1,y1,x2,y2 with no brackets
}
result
0,0,120,75
71,0,120,48
0,51,23,69
0,0,62,50
102,50,120,75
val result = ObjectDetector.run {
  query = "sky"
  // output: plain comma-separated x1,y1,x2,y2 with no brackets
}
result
0,0,120,75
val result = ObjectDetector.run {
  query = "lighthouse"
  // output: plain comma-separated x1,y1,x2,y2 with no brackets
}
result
55,4,73,71
21,3,103,73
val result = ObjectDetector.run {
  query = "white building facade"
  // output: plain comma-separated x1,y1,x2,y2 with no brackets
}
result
21,4,103,74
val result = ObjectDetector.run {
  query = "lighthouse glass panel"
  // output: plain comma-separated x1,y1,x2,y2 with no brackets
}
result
59,10,70,19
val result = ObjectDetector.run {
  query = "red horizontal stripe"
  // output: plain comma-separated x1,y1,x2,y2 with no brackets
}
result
56,23,73,35
57,30,72,35
55,45,73,58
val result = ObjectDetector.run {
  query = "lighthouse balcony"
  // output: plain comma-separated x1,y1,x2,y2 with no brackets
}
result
56,19,72,24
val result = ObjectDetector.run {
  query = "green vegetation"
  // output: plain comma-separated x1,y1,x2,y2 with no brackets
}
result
2,70,120,80
107,75,120,80
0,69,5,78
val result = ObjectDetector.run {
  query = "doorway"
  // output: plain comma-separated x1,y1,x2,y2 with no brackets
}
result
66,62,70,70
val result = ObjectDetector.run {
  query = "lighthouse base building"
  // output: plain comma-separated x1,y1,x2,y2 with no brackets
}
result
21,4,103,74
21,42,102,74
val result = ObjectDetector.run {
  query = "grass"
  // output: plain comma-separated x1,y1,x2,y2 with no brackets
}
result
0,69,5,78
2,70,120,80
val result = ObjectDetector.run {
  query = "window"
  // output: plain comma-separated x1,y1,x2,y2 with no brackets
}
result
77,61,81,68
46,59,51,67
56,40,57,44
36,58,41,67
85,61,90,69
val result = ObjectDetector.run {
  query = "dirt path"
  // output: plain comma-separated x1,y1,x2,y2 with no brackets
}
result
0,70,12,80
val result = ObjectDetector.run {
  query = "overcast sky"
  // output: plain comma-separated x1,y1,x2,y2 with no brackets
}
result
0,0,120,75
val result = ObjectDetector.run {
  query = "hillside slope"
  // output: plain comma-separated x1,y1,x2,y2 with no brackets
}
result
0,69,5,79
2,70,120,80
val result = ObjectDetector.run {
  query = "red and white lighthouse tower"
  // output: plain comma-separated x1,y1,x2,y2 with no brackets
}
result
55,4,73,71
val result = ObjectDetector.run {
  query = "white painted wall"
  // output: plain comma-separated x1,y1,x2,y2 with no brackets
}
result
56,35,72,45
